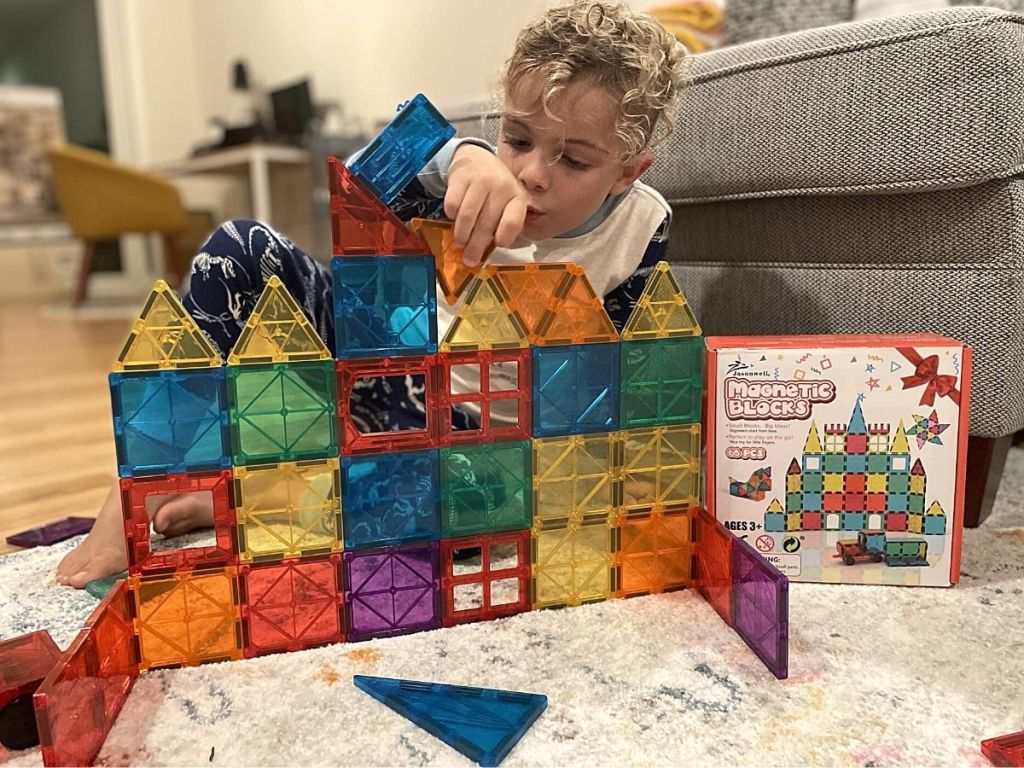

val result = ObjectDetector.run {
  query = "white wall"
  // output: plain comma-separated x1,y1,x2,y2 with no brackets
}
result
109,0,648,164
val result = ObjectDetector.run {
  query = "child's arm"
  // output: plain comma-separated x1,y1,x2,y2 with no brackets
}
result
384,138,528,265
603,214,671,331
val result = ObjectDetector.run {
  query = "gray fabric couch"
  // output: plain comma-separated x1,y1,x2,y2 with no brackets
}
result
450,7,1023,443
725,1,1024,44
654,7,1024,439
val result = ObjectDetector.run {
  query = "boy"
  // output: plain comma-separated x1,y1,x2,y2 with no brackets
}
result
56,0,687,587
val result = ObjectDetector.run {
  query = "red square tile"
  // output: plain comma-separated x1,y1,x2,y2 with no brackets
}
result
240,555,344,657
120,471,236,577
440,530,531,626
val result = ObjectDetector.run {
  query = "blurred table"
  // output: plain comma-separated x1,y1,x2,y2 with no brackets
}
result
155,143,309,224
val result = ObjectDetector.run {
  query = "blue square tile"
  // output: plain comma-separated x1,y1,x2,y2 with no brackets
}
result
841,512,867,531
764,513,785,532
349,94,455,204
332,255,437,358
801,492,822,511
342,449,441,549
844,453,866,473
923,515,946,535
110,368,229,477
532,343,619,437
888,493,908,512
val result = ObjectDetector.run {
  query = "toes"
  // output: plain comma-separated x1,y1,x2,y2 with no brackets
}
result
64,549,127,589
153,497,190,534
154,493,215,536
158,518,194,538
56,548,88,583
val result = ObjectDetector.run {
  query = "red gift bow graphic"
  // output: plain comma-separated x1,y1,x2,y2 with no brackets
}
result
896,347,961,407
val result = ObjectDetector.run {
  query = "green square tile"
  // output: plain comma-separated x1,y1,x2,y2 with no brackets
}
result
867,454,889,473
823,454,846,473
786,492,802,512
908,494,925,515
619,337,703,428
803,473,823,492
889,473,909,493
440,440,532,537
227,361,338,464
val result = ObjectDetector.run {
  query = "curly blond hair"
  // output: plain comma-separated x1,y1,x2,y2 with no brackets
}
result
500,1,689,160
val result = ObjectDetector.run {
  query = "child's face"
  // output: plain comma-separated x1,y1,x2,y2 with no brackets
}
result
497,79,651,241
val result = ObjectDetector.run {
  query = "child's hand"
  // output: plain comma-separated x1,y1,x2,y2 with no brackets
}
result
445,143,527,266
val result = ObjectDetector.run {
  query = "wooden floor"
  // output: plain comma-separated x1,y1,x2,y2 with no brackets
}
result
0,300,126,554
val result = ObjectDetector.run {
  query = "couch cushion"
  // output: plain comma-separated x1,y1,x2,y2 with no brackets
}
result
668,177,1024,436
726,0,854,44
651,7,1024,203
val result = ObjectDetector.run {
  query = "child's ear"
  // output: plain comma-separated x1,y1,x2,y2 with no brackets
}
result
609,153,654,195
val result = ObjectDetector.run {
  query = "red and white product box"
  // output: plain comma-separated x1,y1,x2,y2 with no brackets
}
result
705,335,972,587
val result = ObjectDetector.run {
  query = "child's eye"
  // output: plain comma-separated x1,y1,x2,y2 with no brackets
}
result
562,155,590,171
502,137,530,151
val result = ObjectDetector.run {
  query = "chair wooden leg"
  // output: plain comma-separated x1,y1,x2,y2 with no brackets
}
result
162,233,188,288
73,240,96,307
963,434,1012,528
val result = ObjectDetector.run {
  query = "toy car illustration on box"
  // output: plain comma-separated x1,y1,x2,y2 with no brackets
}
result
833,529,928,567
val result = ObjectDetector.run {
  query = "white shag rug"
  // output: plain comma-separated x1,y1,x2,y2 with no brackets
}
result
2,451,1024,767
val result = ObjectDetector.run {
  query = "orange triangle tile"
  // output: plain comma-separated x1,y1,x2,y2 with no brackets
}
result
327,157,427,256
537,264,618,345
228,276,331,365
490,264,570,341
114,280,221,371
409,218,494,304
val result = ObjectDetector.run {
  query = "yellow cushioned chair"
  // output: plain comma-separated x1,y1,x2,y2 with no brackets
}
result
47,144,189,305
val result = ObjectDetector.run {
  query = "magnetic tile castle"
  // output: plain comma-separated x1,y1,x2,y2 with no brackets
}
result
29,94,790,767
765,398,948,536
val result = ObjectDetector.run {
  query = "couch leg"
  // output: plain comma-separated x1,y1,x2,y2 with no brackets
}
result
963,435,1012,528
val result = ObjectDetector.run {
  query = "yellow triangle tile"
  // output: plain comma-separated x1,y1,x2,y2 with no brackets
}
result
228,276,331,365
114,280,221,371
440,271,528,352
622,261,701,340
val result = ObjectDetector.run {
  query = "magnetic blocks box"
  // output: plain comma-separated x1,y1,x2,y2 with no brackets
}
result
706,335,972,587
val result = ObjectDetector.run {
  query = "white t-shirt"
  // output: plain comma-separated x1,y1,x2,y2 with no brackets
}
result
436,179,672,422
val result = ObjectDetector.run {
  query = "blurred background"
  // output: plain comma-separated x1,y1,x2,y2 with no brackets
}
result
2,0,703,308
0,0,726,549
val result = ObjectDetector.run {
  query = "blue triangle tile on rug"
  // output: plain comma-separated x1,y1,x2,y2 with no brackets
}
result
353,675,547,766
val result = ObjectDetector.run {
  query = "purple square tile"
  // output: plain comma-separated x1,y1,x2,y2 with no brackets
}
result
731,538,789,679
6,517,95,548
343,542,440,641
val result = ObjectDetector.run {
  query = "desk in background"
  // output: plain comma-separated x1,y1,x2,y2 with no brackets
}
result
155,143,316,254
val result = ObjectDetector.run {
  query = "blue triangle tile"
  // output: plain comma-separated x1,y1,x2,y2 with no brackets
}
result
353,675,547,766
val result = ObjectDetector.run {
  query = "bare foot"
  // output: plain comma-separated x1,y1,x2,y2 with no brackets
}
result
149,492,215,537
56,482,216,589
56,483,128,588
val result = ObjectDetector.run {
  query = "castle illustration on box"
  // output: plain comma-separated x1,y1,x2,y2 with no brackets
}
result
30,95,790,768
763,399,947,537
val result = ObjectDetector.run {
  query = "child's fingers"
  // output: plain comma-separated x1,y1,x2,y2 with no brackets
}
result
462,193,505,266
451,183,487,248
494,197,527,248
443,173,469,221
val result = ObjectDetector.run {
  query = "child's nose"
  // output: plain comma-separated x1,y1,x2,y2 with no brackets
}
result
517,153,550,192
